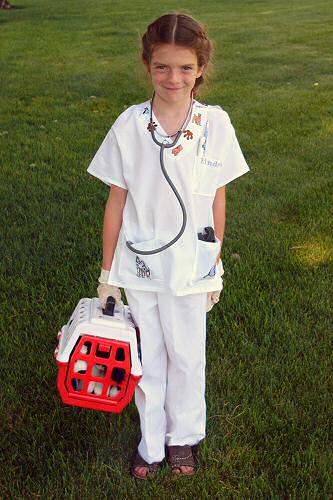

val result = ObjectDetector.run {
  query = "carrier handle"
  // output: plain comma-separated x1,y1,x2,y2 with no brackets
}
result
103,296,116,316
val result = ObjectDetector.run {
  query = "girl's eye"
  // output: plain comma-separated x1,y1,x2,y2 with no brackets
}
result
183,66,192,71
157,66,167,70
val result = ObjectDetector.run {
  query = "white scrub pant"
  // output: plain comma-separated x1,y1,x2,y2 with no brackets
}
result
124,289,207,464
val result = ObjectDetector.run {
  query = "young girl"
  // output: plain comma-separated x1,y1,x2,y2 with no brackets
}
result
87,12,250,479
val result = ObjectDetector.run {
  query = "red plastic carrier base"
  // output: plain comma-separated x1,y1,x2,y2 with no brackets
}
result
57,334,141,413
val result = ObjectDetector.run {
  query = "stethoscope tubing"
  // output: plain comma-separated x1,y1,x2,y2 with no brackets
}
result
126,93,192,256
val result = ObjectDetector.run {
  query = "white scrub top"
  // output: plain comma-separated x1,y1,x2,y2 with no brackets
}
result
87,99,250,296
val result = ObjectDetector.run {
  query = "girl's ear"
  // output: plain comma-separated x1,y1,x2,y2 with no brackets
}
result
197,65,205,78
143,60,151,75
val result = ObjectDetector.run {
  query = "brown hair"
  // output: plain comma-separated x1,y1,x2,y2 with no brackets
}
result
142,13,214,97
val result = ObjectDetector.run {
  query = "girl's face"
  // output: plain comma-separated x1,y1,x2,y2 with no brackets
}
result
147,44,204,104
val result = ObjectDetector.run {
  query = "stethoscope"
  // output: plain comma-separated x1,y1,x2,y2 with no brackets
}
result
126,91,195,256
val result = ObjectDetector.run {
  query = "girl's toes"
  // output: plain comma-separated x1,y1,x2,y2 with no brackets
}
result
134,466,148,479
180,465,194,474
172,465,194,475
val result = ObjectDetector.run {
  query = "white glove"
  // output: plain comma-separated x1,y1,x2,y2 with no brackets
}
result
207,259,224,312
207,290,221,312
97,268,123,309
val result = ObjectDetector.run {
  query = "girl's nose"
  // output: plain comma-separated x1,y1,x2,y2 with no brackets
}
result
168,69,181,83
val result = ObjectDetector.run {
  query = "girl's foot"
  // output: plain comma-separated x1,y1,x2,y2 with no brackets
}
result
167,445,196,476
131,452,162,480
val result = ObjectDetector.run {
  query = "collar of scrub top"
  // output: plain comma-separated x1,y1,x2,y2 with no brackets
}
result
148,90,195,149
141,95,207,158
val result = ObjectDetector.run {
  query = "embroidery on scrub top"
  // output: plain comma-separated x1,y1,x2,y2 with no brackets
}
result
136,256,151,279
147,121,157,132
202,264,217,279
192,113,202,126
183,130,193,140
200,157,223,168
172,144,183,156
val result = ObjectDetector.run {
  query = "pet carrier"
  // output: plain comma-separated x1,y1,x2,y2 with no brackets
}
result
55,296,142,413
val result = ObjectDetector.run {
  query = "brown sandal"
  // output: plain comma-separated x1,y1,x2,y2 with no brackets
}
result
131,452,162,480
167,445,196,476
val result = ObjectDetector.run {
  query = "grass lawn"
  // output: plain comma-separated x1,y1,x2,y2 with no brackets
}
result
0,0,332,498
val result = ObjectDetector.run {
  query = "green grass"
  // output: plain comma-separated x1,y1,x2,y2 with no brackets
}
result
1,0,332,498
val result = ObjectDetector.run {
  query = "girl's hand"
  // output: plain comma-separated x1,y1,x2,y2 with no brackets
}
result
207,290,221,312
97,268,122,308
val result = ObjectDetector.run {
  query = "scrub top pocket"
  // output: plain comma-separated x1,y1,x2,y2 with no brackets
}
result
191,237,222,284
193,156,223,196
119,236,164,283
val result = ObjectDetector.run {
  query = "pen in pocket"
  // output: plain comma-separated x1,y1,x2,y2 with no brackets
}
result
202,120,209,157
196,119,209,157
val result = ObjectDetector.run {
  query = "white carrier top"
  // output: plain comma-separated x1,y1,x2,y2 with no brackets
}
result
56,298,142,377
87,99,250,295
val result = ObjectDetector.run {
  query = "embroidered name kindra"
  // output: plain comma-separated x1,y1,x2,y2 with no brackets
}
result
200,157,223,168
